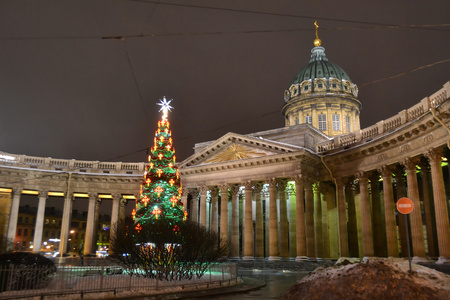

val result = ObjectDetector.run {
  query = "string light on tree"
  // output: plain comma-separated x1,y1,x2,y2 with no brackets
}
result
134,97,186,229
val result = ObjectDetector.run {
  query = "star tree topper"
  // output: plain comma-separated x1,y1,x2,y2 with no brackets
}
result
157,96,173,121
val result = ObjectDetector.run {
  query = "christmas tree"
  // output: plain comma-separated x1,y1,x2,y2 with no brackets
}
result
132,97,186,231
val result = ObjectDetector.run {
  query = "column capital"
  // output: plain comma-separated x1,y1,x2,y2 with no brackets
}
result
424,148,444,163
181,187,189,196
120,198,128,207
199,186,209,194
292,174,303,184
253,182,264,193
335,177,347,187
230,184,240,195
277,179,288,191
11,188,22,197
189,188,200,198
355,171,368,182
268,177,277,189
38,190,48,198
401,157,420,171
378,165,393,177
111,193,122,200
244,181,253,190
210,187,219,198
218,184,230,192
88,192,97,199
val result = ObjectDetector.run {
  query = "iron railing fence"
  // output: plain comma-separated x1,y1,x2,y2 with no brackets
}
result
0,263,238,299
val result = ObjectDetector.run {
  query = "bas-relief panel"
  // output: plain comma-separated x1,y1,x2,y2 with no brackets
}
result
204,144,272,164
355,133,437,169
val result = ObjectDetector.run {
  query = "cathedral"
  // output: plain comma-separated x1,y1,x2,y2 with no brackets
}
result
178,25,450,263
0,25,449,264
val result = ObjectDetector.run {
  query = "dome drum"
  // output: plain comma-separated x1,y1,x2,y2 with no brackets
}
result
284,78,358,102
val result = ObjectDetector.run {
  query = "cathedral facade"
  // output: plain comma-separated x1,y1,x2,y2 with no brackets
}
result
178,35,450,263
0,33,449,264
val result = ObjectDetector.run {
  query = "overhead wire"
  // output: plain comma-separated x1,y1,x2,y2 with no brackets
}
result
128,0,450,32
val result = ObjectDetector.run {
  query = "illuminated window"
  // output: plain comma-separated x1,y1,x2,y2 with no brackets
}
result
332,114,340,131
346,115,351,132
318,114,326,131
305,115,312,124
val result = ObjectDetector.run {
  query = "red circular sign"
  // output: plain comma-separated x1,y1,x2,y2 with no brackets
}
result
397,197,414,214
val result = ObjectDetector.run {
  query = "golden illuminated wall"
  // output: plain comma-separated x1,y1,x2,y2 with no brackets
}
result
0,192,11,242
283,94,361,137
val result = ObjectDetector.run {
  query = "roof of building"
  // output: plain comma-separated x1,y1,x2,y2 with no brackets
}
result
291,46,352,84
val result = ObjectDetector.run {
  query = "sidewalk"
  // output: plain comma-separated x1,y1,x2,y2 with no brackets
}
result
111,277,266,300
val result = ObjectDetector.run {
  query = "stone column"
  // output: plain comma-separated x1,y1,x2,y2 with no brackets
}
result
379,166,399,257
243,181,254,260
32,190,48,253
92,198,102,253
230,185,240,259
253,183,264,259
119,197,128,224
313,183,324,258
336,178,349,257
278,179,289,260
356,172,374,257
288,185,297,258
59,192,74,255
294,175,307,261
401,158,426,261
370,172,386,257
419,161,437,258
219,184,229,254
110,193,121,244
425,149,450,264
189,189,199,223
84,193,97,255
181,188,189,213
210,187,219,233
268,178,279,260
6,188,22,250
304,178,316,260
199,186,208,227
393,167,408,257
346,181,359,257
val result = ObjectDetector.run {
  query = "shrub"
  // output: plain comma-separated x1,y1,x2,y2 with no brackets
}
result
109,219,226,281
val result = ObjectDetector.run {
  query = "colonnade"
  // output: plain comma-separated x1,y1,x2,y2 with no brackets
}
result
5,190,134,255
183,147,450,263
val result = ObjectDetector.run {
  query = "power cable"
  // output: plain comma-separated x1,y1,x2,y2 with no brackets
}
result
129,0,450,32
360,58,450,87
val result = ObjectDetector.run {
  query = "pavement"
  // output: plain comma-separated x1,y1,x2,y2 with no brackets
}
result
108,277,266,300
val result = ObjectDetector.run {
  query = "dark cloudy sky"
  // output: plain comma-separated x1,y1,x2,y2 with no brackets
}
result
1,0,449,163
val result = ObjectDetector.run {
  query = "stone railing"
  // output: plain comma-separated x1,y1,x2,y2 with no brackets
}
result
316,81,449,152
0,153,145,174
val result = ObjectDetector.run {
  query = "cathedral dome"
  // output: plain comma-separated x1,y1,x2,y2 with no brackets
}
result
284,46,358,102
282,21,361,137
291,46,352,84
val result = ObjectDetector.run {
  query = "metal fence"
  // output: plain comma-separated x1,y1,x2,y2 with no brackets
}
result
0,263,238,299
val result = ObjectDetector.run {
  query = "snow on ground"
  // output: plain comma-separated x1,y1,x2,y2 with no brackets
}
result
281,258,450,300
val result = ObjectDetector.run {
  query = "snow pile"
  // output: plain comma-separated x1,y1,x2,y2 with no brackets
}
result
281,258,450,300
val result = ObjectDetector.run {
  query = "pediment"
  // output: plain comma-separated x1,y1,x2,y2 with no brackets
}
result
179,132,303,168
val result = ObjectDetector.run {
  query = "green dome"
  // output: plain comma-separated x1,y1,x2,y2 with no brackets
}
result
292,46,352,84
284,46,358,102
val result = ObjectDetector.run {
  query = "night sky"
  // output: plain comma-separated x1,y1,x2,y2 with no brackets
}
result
1,1,449,164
